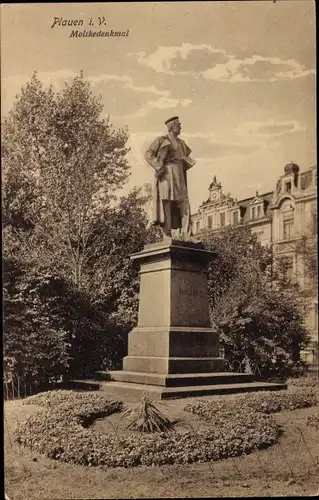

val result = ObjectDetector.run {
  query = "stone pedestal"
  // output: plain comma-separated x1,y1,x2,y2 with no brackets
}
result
124,239,224,374
111,240,225,389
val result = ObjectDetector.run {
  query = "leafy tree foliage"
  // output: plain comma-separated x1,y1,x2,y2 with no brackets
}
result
2,72,130,287
3,258,70,383
203,225,310,378
2,72,160,383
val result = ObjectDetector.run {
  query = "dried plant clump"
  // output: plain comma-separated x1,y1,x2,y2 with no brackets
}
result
123,394,174,433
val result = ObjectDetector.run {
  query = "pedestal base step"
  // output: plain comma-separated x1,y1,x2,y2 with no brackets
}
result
70,378,287,400
101,380,286,399
123,356,224,374
109,370,255,387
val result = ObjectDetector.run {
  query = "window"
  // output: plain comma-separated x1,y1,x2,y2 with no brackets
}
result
196,221,200,234
220,212,225,227
252,207,256,220
283,220,294,239
207,215,213,229
312,211,317,235
257,205,262,219
233,211,239,225
285,182,292,193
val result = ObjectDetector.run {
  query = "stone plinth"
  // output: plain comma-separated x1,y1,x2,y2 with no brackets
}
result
111,239,224,387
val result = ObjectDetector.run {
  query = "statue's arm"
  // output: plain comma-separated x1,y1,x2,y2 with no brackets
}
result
145,137,164,172
182,141,196,169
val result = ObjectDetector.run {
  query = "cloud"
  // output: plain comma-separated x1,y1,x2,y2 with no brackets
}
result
1,70,178,119
125,83,170,97
124,96,192,119
87,74,189,118
203,55,314,82
236,119,306,137
181,132,261,159
86,73,187,118
87,73,171,97
136,44,230,74
136,44,314,82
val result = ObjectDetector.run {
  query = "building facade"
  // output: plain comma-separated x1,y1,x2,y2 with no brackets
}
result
191,163,318,362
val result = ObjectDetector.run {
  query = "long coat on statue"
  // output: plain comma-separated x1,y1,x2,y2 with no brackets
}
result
144,135,194,228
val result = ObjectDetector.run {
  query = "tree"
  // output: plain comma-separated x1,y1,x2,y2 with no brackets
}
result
202,225,310,378
2,72,163,380
2,71,130,288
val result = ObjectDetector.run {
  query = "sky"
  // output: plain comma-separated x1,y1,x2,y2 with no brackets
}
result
1,1,316,213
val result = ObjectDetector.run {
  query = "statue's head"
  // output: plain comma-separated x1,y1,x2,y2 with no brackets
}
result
165,116,181,136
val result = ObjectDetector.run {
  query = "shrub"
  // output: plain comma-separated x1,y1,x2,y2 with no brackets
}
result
14,390,279,467
203,225,311,379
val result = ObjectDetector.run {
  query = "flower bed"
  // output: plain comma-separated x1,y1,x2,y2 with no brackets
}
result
23,389,110,409
287,373,318,389
185,388,318,420
15,390,279,468
237,388,318,414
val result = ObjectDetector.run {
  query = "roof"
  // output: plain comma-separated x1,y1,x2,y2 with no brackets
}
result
300,170,314,190
194,165,316,223
284,162,300,175
238,191,273,222
238,191,273,207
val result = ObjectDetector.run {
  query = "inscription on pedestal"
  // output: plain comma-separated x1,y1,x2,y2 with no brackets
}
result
178,285,206,299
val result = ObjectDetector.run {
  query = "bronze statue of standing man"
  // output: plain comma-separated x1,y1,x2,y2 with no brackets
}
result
145,116,196,240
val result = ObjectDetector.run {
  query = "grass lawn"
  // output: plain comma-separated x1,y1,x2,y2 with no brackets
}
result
4,389,319,499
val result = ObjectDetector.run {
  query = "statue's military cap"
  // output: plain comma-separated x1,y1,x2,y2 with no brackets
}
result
164,116,179,125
